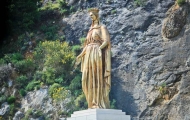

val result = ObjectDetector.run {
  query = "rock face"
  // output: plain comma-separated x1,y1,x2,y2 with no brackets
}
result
62,0,190,119
19,88,71,119
0,102,10,116
162,3,189,39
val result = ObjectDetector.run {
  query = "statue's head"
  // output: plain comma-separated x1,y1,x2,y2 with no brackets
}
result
88,8,100,26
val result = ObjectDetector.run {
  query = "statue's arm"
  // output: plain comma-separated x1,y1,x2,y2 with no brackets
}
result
99,25,110,49
77,46,87,58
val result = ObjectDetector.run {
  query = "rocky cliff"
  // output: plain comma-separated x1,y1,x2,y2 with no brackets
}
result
1,0,189,120
62,0,190,119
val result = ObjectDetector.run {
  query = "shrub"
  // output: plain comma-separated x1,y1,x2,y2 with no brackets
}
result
41,67,56,85
7,96,16,104
74,93,87,109
16,75,28,88
26,80,40,91
55,77,64,84
69,75,81,90
134,0,147,7
52,87,68,102
48,83,61,96
19,89,27,97
111,9,117,14
9,103,15,115
79,37,86,45
40,24,59,40
110,99,116,109
14,59,35,74
0,59,5,65
35,41,75,77
0,95,6,104
72,45,81,55
177,0,185,6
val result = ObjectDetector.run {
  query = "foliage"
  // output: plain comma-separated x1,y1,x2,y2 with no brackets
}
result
69,75,82,96
177,0,186,6
3,53,35,74
33,109,43,118
72,45,81,55
111,9,117,14
4,53,23,64
79,37,86,45
16,75,28,88
26,80,40,91
7,0,40,33
7,96,16,104
14,59,35,74
52,87,69,102
21,109,33,120
0,59,5,65
48,83,61,97
74,93,87,109
41,67,56,84
19,89,27,97
40,24,59,40
134,0,147,7
0,95,6,104
110,99,116,109
34,41,75,77
55,77,64,84
9,103,15,115
159,82,167,95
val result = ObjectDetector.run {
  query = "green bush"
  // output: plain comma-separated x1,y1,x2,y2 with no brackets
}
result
26,80,40,91
7,96,16,104
7,0,39,33
0,59,5,65
4,53,23,64
177,0,185,6
72,45,81,54
69,75,81,90
79,37,86,45
55,77,64,84
16,75,28,88
41,67,56,85
48,83,61,96
134,0,147,7
21,109,33,120
19,89,27,97
0,95,6,104
34,41,75,77
9,103,15,115
110,99,116,109
40,24,59,40
74,93,87,109
14,59,35,74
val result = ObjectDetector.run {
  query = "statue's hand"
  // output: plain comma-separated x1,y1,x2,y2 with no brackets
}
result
98,48,102,57
76,55,82,60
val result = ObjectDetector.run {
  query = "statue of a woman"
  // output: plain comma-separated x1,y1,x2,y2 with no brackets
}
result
76,8,111,109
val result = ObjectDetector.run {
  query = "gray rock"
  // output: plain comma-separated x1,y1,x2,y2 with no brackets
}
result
0,102,10,116
13,111,24,120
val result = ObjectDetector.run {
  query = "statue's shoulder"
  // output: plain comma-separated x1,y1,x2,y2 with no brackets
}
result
100,24,108,30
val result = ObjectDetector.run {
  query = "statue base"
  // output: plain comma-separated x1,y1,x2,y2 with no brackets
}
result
66,109,131,120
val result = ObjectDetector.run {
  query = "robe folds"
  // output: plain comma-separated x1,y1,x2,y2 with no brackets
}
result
81,25,111,109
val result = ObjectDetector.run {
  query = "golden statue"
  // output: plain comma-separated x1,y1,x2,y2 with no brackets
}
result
76,8,111,109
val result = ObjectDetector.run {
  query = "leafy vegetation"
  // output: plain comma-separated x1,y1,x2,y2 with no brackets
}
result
177,0,186,6
7,96,16,104
134,0,147,7
7,0,40,33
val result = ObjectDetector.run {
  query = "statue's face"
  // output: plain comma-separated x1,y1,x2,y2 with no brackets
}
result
89,12,96,21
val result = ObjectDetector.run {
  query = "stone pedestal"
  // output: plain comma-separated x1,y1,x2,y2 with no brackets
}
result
67,109,130,120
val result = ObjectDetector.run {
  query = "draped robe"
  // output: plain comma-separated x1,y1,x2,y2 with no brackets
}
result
81,25,111,109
